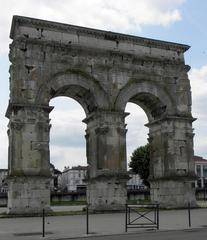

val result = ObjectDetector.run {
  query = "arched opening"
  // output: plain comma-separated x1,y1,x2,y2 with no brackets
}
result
44,71,110,201
123,89,170,195
115,81,174,121
125,102,148,168
123,88,170,167
125,102,149,195
49,96,87,194
50,96,86,170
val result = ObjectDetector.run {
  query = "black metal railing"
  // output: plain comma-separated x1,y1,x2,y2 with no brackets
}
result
42,208,45,237
86,205,89,234
125,203,159,232
41,205,89,237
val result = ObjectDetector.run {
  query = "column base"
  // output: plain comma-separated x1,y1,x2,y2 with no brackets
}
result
150,179,197,208
87,175,128,212
7,176,51,215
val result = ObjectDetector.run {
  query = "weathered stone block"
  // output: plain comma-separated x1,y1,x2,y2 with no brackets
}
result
7,176,51,215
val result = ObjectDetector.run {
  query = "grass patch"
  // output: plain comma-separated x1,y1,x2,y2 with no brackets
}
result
51,200,87,206
127,199,151,204
47,210,85,216
0,210,86,218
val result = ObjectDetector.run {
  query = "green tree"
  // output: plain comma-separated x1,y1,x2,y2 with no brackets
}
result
129,144,150,187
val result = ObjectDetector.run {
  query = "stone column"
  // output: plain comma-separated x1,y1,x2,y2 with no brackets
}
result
6,103,52,215
83,110,129,211
148,116,197,208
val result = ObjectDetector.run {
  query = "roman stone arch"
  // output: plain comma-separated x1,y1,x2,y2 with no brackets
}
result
36,69,110,115
115,81,176,120
115,80,195,207
6,16,196,214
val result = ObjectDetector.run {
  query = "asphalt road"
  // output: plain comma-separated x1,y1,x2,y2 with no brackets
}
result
68,228,207,240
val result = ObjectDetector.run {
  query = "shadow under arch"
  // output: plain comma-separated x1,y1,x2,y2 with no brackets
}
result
115,80,176,122
35,69,110,116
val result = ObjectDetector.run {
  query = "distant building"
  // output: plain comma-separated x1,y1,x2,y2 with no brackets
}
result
127,171,145,190
50,164,62,192
0,169,8,193
60,167,146,192
194,156,207,188
60,166,87,192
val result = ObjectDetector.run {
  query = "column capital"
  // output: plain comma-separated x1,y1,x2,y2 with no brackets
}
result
6,102,54,118
9,121,24,131
82,109,129,124
145,115,196,127
117,127,128,136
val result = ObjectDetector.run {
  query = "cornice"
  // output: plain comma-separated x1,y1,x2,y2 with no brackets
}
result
11,37,186,67
10,15,190,53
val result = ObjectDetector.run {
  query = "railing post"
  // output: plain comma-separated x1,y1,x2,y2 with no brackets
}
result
125,204,128,232
154,205,156,224
42,208,45,237
188,202,191,228
86,206,89,234
156,204,159,230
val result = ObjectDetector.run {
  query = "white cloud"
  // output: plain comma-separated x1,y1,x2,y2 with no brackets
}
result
50,99,85,143
0,117,8,168
190,65,207,100
50,108,86,142
50,145,87,172
50,109,85,130
0,0,185,54
189,65,207,159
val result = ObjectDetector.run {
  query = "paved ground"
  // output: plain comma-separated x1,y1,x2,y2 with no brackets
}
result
67,228,207,240
0,205,207,239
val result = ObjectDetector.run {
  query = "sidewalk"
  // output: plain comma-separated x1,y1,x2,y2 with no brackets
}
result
0,205,85,214
0,206,207,239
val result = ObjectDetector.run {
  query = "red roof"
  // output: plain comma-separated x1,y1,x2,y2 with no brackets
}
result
193,156,207,162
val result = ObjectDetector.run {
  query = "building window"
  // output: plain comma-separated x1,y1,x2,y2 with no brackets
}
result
204,178,207,188
197,179,202,188
203,166,207,178
196,165,201,177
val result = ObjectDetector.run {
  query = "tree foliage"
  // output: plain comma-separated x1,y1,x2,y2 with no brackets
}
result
129,144,150,187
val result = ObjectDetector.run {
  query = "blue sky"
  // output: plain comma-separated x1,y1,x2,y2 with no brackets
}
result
141,0,207,68
0,0,207,170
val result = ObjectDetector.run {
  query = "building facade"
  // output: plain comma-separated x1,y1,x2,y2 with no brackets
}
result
50,164,62,192
60,166,87,192
127,171,145,190
0,169,8,193
60,166,145,192
194,156,207,188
